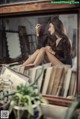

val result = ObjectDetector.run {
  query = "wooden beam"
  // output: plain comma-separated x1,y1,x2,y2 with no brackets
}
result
0,1,78,15
78,9,80,95
43,95,72,107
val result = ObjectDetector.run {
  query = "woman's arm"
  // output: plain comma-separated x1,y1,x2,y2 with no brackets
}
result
45,46,55,55
35,24,42,37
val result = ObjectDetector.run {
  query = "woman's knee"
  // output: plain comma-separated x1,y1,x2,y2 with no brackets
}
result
40,47,46,52
35,49,40,54
45,46,52,51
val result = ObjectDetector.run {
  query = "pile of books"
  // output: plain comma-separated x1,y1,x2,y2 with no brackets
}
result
26,63,76,97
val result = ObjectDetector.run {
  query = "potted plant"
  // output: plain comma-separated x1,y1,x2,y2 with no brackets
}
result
0,65,47,119
0,78,13,110
9,84,48,119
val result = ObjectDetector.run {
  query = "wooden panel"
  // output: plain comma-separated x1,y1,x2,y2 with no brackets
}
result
78,10,80,95
0,1,78,15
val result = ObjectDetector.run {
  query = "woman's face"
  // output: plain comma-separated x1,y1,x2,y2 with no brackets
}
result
48,23,55,35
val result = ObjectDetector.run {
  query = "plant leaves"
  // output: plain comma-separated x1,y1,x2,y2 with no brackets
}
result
40,97,48,104
25,95,34,116
9,101,16,114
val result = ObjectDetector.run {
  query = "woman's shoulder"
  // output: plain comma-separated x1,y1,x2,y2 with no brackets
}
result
61,35,70,43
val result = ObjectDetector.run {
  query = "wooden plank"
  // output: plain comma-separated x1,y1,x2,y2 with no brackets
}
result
78,9,80,95
43,95,72,107
0,2,78,15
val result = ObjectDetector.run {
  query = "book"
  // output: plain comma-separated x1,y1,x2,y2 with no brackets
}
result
56,67,65,96
42,63,51,69
47,66,57,95
27,66,44,91
68,71,76,96
63,68,72,97
26,64,51,92
42,67,53,95
51,66,64,96
35,66,44,91
10,64,23,73
27,66,38,83
0,66,29,90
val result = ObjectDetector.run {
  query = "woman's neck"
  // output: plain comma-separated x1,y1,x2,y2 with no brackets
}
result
56,34,61,39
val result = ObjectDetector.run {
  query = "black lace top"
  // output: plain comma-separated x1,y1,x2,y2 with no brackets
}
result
37,34,72,65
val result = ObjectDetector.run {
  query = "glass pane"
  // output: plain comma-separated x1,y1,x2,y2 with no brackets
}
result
0,13,78,98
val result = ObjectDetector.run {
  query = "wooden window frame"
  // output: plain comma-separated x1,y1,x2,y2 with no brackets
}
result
0,1,80,107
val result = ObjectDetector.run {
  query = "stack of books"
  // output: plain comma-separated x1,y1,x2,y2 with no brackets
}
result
26,64,76,97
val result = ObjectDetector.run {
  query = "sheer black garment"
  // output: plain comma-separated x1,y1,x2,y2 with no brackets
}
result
37,34,72,65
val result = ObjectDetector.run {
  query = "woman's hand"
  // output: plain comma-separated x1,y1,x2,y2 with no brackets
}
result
35,24,42,37
45,46,55,55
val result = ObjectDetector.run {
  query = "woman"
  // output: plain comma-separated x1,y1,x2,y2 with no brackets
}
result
23,17,72,68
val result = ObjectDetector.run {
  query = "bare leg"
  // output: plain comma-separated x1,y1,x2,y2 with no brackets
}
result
23,49,40,66
34,47,46,66
46,51,63,65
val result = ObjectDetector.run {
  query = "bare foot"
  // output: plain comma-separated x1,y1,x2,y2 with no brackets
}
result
24,64,35,70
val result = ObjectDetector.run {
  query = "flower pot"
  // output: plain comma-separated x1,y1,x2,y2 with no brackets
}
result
13,105,40,119
40,103,68,119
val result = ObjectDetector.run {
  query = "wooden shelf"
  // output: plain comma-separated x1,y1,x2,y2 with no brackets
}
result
0,1,79,16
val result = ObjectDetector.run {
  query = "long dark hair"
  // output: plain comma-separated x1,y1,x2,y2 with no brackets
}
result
47,16,71,52
49,16,66,38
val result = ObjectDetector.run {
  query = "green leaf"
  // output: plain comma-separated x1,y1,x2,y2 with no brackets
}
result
15,93,23,100
34,100,42,115
25,96,34,116
9,101,16,114
40,97,48,104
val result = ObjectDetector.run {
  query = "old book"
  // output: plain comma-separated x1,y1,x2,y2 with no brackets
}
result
68,71,76,96
63,68,72,97
27,64,51,91
10,64,23,73
35,66,44,91
27,66,44,91
42,63,51,69
1,66,29,90
51,66,64,96
56,67,65,96
27,66,40,83
42,67,53,95
35,63,51,92
47,66,57,95
60,66,71,96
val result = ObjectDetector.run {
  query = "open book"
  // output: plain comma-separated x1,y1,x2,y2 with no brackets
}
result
0,66,29,89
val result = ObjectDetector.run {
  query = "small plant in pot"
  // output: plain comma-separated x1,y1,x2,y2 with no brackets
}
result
0,78,13,110
9,84,48,119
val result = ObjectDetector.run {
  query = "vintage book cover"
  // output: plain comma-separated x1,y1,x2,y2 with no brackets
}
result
63,69,72,97
42,67,53,95
0,66,29,89
68,71,76,96
51,66,64,96
47,66,57,95
56,67,65,96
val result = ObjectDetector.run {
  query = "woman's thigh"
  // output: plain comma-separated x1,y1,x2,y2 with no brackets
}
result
46,51,63,65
